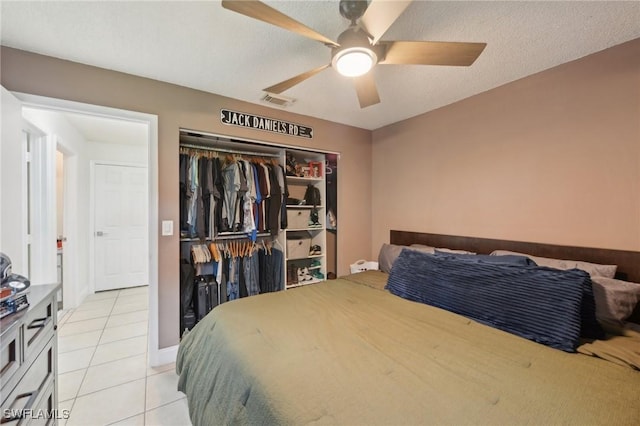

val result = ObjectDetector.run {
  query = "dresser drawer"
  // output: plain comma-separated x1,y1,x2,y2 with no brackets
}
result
0,324,21,392
25,382,55,426
1,337,54,425
23,297,54,362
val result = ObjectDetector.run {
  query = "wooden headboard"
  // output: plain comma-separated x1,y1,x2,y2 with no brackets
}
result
390,230,640,324
390,230,640,283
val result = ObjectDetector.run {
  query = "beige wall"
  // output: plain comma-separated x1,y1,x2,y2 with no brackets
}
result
1,47,372,348
372,38,640,257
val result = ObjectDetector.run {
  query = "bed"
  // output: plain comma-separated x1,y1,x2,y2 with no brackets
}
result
177,231,640,425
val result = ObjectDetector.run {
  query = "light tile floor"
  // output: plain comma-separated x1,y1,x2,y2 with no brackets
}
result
57,286,192,426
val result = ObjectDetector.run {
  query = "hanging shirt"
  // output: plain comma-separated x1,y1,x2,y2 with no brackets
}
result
240,160,257,238
221,161,240,232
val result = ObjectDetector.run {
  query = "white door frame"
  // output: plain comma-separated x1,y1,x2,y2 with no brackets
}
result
89,160,148,294
28,129,58,285
14,92,162,366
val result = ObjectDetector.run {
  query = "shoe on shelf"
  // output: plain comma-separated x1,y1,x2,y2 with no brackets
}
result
309,245,322,256
309,210,321,227
312,271,324,280
301,267,313,281
297,267,314,282
310,259,321,268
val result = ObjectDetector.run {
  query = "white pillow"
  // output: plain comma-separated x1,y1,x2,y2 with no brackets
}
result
409,244,436,254
490,250,617,278
591,277,640,324
435,247,476,255
411,244,477,255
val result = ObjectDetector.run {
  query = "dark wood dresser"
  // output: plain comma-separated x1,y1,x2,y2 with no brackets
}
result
1,284,59,425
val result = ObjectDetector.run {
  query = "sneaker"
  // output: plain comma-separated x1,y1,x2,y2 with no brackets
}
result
301,267,313,281
309,209,321,227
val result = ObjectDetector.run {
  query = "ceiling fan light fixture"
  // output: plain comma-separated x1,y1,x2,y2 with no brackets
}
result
333,48,376,77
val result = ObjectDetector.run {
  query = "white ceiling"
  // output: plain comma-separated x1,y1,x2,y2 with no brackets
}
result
2,1,639,131
61,112,148,146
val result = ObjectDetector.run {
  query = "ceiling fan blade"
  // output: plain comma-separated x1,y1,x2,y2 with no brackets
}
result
263,64,330,94
222,1,338,47
360,0,413,45
353,73,380,108
379,41,487,66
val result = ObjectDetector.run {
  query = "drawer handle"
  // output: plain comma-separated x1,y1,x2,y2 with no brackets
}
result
2,391,38,423
27,317,49,330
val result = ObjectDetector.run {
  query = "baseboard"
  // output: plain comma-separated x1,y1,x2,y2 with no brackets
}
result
149,344,179,367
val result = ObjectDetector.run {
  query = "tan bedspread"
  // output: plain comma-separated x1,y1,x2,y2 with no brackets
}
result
177,272,640,425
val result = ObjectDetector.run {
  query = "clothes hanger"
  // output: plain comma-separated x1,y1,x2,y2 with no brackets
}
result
208,242,218,262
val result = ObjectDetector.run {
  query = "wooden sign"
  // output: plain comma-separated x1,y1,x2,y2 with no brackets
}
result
221,109,313,139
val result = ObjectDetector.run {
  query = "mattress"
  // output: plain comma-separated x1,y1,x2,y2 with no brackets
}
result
177,271,640,425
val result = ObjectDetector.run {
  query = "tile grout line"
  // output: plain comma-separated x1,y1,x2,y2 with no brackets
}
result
62,289,121,422
60,314,148,339
128,287,154,425
58,287,151,425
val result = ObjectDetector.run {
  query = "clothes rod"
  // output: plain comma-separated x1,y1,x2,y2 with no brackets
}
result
180,232,274,242
214,232,274,241
179,143,281,158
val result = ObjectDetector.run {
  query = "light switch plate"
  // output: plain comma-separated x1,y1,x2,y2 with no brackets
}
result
162,220,173,236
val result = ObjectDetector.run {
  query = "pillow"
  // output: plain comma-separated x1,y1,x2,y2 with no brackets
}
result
434,247,476,255
591,276,640,325
377,243,435,273
409,244,436,254
434,251,537,267
490,250,617,279
386,249,599,352
409,244,436,252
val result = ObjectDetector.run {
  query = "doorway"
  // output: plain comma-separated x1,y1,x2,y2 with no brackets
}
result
8,91,162,365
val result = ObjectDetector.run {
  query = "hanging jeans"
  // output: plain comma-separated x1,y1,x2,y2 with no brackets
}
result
226,257,240,301
243,252,260,296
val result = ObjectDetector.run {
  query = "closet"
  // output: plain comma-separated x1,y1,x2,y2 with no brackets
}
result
283,150,327,288
179,130,329,334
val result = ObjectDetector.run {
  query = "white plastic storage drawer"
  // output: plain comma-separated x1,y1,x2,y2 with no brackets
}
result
287,236,311,260
287,209,311,229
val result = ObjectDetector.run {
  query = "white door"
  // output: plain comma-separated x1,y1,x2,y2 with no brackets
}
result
1,87,28,275
94,163,148,291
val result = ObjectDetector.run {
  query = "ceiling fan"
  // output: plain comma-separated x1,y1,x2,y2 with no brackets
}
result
221,0,486,108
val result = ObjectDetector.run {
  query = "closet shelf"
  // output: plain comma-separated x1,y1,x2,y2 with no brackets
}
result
285,205,324,209
285,227,324,232
287,176,323,184
286,278,324,289
286,254,325,261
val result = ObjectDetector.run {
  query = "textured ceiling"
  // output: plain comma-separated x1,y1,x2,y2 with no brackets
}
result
2,1,639,130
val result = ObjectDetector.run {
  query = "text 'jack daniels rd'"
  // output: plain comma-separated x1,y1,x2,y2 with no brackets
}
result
220,109,313,139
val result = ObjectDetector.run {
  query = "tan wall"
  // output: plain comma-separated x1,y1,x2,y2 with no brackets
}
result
371,38,640,257
1,47,372,348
